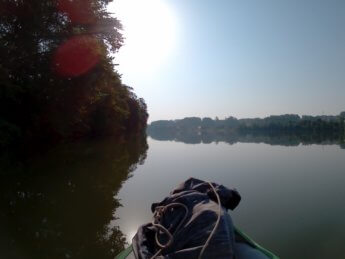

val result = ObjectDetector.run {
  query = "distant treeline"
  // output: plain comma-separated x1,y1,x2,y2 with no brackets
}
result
148,113,345,147
149,113,345,133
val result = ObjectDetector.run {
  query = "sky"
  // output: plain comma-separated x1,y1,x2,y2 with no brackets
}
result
110,0,345,122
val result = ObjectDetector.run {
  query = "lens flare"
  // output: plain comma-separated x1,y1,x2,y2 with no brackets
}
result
53,36,100,77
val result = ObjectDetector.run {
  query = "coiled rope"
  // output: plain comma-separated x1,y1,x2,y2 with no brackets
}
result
150,182,222,259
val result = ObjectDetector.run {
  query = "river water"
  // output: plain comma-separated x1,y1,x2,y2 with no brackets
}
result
1,135,345,258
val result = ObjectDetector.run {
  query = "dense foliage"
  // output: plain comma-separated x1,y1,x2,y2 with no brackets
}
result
0,0,148,150
148,114,345,147
149,113,345,139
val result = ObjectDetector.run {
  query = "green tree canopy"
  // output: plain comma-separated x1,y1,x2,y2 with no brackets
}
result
0,0,148,150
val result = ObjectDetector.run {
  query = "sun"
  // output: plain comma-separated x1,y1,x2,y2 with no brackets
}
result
108,0,177,75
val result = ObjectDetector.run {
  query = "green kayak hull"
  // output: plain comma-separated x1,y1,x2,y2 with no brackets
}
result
115,226,279,259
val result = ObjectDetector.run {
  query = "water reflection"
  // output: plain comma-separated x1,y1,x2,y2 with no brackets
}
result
0,136,147,259
114,137,345,259
148,127,345,147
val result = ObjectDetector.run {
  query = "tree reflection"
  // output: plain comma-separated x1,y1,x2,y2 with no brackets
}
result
148,127,345,148
0,136,147,259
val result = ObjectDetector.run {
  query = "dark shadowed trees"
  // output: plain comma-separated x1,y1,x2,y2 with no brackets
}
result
0,0,148,150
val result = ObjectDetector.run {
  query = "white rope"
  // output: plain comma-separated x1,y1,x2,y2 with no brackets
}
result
150,203,188,259
150,182,222,259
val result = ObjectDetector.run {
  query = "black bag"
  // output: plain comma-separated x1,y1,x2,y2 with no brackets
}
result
132,178,241,259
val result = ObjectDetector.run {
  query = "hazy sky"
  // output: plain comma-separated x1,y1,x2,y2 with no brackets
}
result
112,0,345,122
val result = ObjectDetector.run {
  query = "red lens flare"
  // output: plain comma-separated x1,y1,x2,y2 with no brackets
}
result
53,35,100,77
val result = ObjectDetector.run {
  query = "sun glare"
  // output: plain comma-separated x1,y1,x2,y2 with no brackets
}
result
108,0,177,75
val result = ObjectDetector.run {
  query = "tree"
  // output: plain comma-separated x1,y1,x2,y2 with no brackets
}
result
0,0,147,149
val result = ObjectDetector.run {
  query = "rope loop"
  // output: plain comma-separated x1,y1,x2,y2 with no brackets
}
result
150,182,221,259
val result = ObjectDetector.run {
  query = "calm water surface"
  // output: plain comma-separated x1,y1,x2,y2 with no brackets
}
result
1,135,345,258
115,137,345,259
